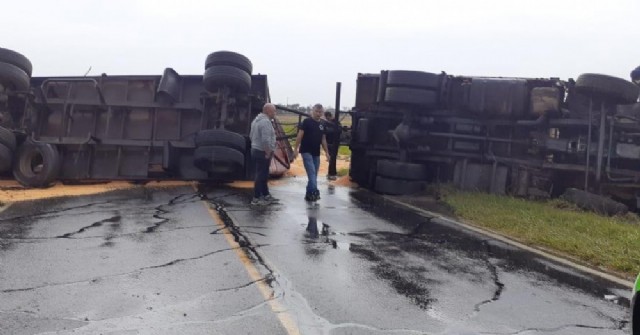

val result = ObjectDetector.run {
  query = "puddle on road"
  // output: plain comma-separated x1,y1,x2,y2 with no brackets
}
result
304,216,354,252
304,218,326,238
331,240,351,250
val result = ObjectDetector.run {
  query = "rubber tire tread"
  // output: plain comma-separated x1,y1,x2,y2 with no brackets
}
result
195,129,247,152
0,47,32,76
384,87,438,107
13,142,62,188
193,146,245,174
203,65,251,93
205,51,253,74
0,143,12,173
385,70,440,89
575,73,639,104
0,62,29,91
374,175,425,195
561,188,628,216
377,160,427,180
0,126,16,151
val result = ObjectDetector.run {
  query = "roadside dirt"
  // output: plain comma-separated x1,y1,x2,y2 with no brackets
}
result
0,180,192,203
285,155,356,188
0,156,355,204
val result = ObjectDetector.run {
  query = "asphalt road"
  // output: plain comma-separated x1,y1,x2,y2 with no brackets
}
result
0,178,631,334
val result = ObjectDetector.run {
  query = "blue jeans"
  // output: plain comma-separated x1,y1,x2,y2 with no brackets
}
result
301,153,320,195
252,149,271,198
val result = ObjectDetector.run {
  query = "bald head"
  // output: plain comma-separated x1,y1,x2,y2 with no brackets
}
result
263,103,276,113
263,103,276,119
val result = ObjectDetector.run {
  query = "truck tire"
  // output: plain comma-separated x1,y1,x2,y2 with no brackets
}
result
0,143,12,173
203,65,251,93
385,70,441,89
350,149,378,188
374,175,426,195
0,47,32,77
575,73,639,104
0,62,30,91
377,160,427,180
383,87,438,107
195,129,247,152
193,145,245,174
13,142,62,188
561,188,628,216
205,51,253,74
0,126,16,151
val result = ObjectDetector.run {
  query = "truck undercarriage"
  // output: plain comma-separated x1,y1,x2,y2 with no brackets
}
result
0,49,293,187
349,70,640,210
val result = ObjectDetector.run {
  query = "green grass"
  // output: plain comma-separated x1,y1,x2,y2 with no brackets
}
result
338,146,351,156
281,124,298,136
437,186,640,277
337,168,350,177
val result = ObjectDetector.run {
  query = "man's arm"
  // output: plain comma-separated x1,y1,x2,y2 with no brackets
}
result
263,140,272,158
293,129,304,158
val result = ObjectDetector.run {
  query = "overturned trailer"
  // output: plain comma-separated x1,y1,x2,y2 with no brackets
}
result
0,48,293,187
350,69,640,208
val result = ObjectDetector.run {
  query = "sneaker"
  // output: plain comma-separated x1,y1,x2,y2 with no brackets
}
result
263,194,279,203
304,194,314,202
314,190,321,201
250,198,268,206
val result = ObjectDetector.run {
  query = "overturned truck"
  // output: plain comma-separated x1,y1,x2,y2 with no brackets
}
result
350,69,640,208
0,48,293,187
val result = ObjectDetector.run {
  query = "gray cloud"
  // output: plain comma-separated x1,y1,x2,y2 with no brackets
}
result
1,0,638,108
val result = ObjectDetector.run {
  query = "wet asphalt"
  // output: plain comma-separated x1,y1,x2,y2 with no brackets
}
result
0,177,632,335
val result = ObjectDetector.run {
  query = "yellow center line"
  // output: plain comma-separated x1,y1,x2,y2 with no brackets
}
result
200,200,301,335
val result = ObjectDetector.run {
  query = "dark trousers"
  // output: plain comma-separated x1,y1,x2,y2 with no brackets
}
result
327,128,342,176
252,149,271,198
328,141,339,176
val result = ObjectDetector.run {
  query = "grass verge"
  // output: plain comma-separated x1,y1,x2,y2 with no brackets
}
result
436,186,640,278
338,146,351,156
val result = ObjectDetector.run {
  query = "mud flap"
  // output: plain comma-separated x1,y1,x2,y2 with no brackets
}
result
374,175,426,195
454,161,508,194
163,141,178,172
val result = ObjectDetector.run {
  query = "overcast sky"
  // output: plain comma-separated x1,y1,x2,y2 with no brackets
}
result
2,0,638,108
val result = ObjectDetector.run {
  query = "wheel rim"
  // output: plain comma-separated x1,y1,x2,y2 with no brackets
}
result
21,149,44,178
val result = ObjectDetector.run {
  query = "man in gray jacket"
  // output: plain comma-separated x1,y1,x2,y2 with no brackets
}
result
250,103,278,206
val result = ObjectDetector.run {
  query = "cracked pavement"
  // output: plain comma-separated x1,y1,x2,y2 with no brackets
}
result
0,181,631,334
